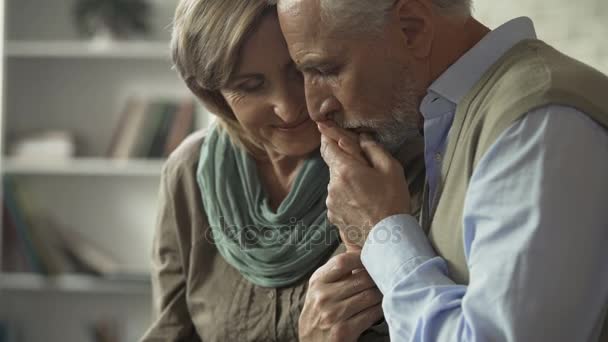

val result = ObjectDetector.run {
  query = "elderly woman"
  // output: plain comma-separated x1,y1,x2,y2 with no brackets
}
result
141,1,425,341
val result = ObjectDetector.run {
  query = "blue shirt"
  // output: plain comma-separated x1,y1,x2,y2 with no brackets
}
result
361,17,608,341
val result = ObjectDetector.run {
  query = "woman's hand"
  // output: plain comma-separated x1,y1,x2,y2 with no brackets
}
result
299,252,383,342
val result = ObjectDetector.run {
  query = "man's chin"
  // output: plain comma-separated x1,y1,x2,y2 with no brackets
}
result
375,130,421,155
376,138,405,155
349,127,375,135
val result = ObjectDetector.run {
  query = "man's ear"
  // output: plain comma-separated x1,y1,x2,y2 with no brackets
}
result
394,0,434,59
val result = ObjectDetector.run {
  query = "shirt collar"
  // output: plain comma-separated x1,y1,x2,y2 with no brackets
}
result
424,17,537,115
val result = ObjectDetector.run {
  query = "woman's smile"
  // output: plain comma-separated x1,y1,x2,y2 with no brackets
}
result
273,116,314,132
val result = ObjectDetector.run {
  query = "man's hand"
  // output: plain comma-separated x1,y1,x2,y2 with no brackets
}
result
318,121,412,248
299,252,383,342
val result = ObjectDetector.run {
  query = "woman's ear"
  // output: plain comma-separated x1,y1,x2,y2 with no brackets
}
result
394,0,434,59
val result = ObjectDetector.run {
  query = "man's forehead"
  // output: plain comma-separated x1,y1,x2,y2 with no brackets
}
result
277,0,322,37
277,0,319,16
277,0,344,63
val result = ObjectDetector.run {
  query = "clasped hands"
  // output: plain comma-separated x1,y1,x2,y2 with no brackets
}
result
298,121,412,342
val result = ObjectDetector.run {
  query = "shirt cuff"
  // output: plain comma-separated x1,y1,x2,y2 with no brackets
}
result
361,214,437,293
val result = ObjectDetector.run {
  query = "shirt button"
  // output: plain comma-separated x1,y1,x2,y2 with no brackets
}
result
434,153,442,162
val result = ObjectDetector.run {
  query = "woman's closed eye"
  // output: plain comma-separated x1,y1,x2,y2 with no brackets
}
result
235,77,265,92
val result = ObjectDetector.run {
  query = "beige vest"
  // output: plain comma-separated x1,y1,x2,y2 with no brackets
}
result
421,39,608,340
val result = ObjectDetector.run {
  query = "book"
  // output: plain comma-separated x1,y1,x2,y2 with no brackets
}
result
148,102,178,158
89,318,120,342
10,181,78,275
2,178,80,275
0,320,19,342
1,203,30,272
2,177,142,278
25,215,78,275
2,177,43,273
108,97,149,159
164,98,195,156
108,96,198,159
56,227,121,276
106,96,137,157
130,100,168,158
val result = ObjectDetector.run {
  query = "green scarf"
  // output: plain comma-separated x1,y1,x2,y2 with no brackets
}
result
197,125,340,288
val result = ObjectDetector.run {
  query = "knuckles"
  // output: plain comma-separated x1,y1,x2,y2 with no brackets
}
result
333,163,353,181
327,209,338,225
331,253,353,273
312,291,331,308
318,308,339,328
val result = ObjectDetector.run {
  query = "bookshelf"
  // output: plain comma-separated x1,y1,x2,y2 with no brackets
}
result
0,0,206,341
3,157,165,176
0,273,151,295
5,40,170,59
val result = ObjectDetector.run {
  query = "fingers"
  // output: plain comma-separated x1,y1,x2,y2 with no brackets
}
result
338,138,369,165
304,253,383,342
314,252,364,283
316,288,382,335
359,133,395,171
318,121,369,165
317,121,359,145
338,287,383,321
341,303,384,339
321,135,352,167
319,303,384,342
327,268,377,301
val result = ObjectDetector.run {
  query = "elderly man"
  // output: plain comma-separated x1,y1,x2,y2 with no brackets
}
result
270,0,608,341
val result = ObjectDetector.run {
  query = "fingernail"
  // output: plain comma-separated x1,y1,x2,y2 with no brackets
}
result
317,122,327,130
318,120,335,129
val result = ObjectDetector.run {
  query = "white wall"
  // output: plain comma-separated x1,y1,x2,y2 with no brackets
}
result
474,0,608,73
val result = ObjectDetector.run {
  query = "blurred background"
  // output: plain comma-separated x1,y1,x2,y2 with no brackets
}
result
0,0,210,341
0,0,606,341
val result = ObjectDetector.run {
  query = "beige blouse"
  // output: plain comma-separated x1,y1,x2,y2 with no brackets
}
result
140,129,425,342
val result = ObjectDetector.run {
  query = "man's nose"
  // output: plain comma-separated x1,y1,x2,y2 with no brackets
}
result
305,80,340,122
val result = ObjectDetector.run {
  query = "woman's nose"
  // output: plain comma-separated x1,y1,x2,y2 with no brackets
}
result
273,93,302,123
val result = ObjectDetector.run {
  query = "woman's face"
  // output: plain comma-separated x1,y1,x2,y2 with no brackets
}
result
220,13,320,158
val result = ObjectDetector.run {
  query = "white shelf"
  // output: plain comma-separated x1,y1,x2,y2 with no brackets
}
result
0,273,151,295
5,40,170,59
2,157,165,176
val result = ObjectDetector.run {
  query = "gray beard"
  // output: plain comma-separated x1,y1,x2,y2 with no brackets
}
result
340,71,421,154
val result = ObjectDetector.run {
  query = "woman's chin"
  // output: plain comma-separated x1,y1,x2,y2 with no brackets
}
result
269,135,321,157
272,140,321,157
264,124,321,157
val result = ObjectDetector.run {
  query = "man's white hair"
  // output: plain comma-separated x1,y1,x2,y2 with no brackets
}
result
270,0,472,35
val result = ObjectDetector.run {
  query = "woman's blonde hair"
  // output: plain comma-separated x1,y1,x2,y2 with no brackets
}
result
171,0,274,153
